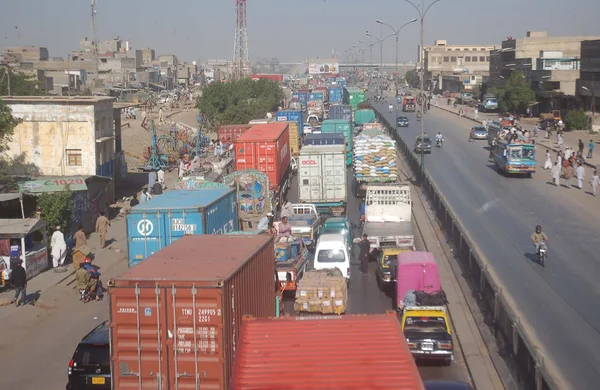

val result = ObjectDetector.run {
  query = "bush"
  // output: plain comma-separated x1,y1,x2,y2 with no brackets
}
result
565,110,589,130
37,186,73,235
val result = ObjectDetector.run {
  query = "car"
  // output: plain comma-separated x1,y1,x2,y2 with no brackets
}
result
321,217,353,253
413,135,432,154
66,321,110,390
471,126,488,140
397,116,409,127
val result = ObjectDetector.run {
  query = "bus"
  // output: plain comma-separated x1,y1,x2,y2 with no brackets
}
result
487,121,503,146
492,140,536,176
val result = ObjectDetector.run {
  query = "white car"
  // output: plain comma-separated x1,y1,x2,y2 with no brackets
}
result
313,233,351,280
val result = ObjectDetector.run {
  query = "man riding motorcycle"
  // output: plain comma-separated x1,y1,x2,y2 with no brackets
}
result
416,111,422,120
435,132,443,145
531,225,549,256
388,104,394,113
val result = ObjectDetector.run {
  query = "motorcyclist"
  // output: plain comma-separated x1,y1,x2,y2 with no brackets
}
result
389,104,393,113
83,257,103,301
435,132,443,144
531,225,549,256
416,111,421,120
75,262,97,301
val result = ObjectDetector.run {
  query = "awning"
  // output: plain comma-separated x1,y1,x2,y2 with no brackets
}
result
0,218,46,239
18,177,89,193
0,193,22,202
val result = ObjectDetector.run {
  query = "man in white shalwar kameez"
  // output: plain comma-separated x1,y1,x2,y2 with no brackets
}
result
51,225,67,268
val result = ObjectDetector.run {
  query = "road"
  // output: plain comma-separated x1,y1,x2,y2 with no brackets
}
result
284,166,471,383
373,95,600,388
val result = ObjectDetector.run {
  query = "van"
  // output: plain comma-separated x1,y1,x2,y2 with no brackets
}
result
313,233,351,279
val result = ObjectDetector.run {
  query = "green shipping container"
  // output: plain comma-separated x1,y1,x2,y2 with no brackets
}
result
344,87,366,110
321,119,353,165
354,109,376,125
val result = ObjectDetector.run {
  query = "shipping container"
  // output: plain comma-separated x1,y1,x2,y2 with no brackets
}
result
110,235,276,390
275,110,304,137
218,124,252,143
250,73,284,82
354,109,376,125
235,123,291,191
344,87,365,110
328,86,344,103
230,313,425,390
313,87,329,102
293,90,308,106
321,119,353,165
328,104,353,121
248,118,272,125
126,189,238,267
304,133,346,146
308,91,324,102
278,121,300,156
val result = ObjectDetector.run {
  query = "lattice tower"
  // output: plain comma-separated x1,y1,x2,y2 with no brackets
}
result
232,0,250,79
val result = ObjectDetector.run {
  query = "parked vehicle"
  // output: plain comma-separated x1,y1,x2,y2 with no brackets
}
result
287,213,321,242
292,89,309,106
540,109,561,122
479,95,498,112
126,189,239,267
109,235,276,390
401,306,454,365
308,91,325,102
313,233,351,279
303,133,346,146
66,321,110,390
230,313,426,390
217,124,252,143
414,135,432,154
275,110,304,137
376,246,413,291
321,119,353,165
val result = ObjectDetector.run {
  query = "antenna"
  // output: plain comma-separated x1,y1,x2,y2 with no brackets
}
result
91,0,99,90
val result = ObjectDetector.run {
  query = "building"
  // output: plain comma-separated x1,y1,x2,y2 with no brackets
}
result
1,96,117,199
140,48,155,65
3,46,49,62
421,40,497,93
577,40,600,115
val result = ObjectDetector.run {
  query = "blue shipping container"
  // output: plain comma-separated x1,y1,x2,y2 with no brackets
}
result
296,91,308,105
126,189,238,267
328,87,343,103
276,110,304,136
308,92,324,102
328,104,353,121
292,91,299,100
304,133,346,146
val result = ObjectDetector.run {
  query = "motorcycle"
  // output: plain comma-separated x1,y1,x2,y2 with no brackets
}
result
388,106,394,113
436,138,443,147
79,286,93,303
536,242,548,266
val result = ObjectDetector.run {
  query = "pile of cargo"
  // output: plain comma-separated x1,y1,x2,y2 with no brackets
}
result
294,269,348,314
353,127,399,183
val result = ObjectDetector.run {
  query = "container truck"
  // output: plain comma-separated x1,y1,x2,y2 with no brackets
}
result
230,313,425,390
313,87,329,102
235,123,291,209
402,96,416,112
321,119,353,165
353,125,398,198
109,234,276,390
328,86,343,103
308,91,325,102
328,104,352,121
298,144,347,216
354,109,376,125
344,86,366,110
292,89,308,106
303,133,346,146
306,100,325,119
223,169,275,232
217,124,252,143
363,185,414,252
276,109,303,137
126,189,238,267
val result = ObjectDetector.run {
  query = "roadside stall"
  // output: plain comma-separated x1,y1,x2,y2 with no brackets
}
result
0,218,48,283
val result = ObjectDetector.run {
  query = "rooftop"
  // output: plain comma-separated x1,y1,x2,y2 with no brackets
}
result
0,218,46,238
1,96,114,104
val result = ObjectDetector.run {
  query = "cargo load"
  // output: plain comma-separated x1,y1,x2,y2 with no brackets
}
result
328,86,344,103
328,104,352,121
303,133,346,146
292,90,308,106
306,100,325,119
223,169,275,232
313,87,329,102
126,189,238,267
217,124,252,143
353,132,399,197
354,109,376,125
230,313,425,390
294,269,348,314
344,86,365,110
109,235,276,390
308,91,325,102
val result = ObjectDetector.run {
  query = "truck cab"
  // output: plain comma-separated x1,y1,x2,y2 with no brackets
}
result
401,306,453,365
287,205,321,242
376,246,412,290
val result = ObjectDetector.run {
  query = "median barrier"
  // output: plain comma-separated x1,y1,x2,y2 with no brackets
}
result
376,109,562,390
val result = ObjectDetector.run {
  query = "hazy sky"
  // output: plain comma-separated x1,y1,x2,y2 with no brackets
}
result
1,0,599,64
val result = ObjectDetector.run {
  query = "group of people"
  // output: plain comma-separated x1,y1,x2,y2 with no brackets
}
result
545,149,599,195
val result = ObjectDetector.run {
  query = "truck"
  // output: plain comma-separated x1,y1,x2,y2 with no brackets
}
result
306,100,325,119
362,185,414,252
344,86,366,110
313,86,329,102
304,133,346,146
275,109,304,138
298,144,347,216
251,73,284,82
308,91,325,102
479,94,498,112
354,109,376,125
235,123,291,209
292,89,309,106
109,234,276,390
353,127,399,197
402,96,416,112
230,313,426,390
328,104,352,121
273,234,312,292
126,189,239,267
328,86,343,103
321,119,353,165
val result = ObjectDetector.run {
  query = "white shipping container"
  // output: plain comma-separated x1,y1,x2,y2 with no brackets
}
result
298,145,347,203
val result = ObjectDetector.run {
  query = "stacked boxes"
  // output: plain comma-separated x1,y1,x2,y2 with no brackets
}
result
294,270,348,314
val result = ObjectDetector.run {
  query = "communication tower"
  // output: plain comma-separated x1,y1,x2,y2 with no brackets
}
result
232,0,250,79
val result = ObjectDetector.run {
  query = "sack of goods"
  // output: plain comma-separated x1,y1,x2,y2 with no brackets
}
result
353,133,399,182
294,269,347,314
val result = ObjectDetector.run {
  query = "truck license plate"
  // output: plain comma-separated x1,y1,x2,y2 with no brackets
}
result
92,377,105,385
421,342,434,351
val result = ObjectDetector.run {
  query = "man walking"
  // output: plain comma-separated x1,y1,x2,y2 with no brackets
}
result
551,161,561,186
51,225,67,268
565,164,574,189
10,260,27,306
576,163,585,189
357,234,371,275
591,170,599,196
74,225,87,250
95,211,111,249
588,140,595,159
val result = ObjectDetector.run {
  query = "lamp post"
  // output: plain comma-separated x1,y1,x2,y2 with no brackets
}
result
366,32,383,71
376,18,417,96
405,0,442,170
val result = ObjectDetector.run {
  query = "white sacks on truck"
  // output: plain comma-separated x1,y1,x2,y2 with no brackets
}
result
353,132,399,182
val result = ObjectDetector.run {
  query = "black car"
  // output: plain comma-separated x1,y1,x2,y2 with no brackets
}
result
414,135,432,154
397,116,409,127
67,321,110,390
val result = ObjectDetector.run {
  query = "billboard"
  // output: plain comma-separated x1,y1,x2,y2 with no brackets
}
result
309,60,339,75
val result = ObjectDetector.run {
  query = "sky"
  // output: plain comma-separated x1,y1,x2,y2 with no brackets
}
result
1,0,599,64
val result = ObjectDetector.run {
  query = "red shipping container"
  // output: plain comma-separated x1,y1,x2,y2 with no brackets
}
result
109,235,276,390
250,74,284,83
218,124,252,143
235,123,290,190
230,313,425,390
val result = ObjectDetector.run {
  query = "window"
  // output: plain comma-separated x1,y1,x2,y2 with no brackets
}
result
472,56,478,62
316,249,346,263
465,57,471,62
450,56,457,62
443,56,449,62
447,48,453,51
479,56,486,62
66,149,82,166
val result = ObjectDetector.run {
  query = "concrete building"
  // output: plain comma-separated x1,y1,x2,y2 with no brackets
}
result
421,40,497,93
1,96,117,199
140,48,155,65
577,39,600,114
3,46,49,63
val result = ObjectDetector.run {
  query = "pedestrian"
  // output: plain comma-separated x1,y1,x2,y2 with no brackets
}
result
140,188,152,203
95,211,111,249
51,225,67,268
280,198,294,218
157,167,165,187
565,164,574,189
148,170,157,194
576,163,585,189
544,150,552,170
152,180,163,196
588,139,595,159
558,132,564,147
533,123,539,137
129,193,140,207
474,108,479,120
459,108,463,118
578,139,584,156
10,259,27,307
489,138,496,160
591,170,599,196
357,233,371,275
74,225,87,250
178,160,186,179
551,161,560,186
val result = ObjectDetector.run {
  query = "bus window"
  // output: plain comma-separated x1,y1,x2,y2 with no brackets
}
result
509,147,522,160
522,147,535,160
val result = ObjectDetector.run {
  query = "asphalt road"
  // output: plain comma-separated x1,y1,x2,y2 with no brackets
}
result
372,96,600,388
285,167,470,383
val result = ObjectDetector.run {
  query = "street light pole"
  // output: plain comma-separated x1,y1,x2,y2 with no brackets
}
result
376,18,418,96
405,0,442,170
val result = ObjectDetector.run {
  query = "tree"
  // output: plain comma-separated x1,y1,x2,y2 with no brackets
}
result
405,70,416,87
0,68,45,96
565,110,589,130
491,72,535,114
36,186,73,235
0,98,21,153
197,78,285,127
